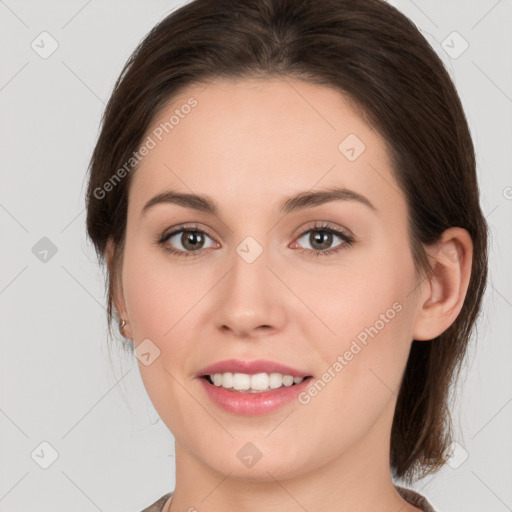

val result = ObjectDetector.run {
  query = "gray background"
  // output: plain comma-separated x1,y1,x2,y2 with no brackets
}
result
0,0,511,511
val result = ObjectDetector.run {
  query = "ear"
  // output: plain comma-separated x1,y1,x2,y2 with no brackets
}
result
412,227,473,341
105,238,133,339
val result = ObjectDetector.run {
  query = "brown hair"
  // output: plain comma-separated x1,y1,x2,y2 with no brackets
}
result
85,0,488,485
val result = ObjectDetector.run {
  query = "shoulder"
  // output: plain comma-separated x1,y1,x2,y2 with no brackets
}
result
139,492,173,512
395,485,437,512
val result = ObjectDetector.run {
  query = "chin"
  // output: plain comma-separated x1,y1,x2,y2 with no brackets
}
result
200,445,312,483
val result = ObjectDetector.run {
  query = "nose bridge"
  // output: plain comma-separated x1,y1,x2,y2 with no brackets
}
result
228,233,273,306
212,232,287,335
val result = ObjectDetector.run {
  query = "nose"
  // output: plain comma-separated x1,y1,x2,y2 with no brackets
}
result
212,242,288,339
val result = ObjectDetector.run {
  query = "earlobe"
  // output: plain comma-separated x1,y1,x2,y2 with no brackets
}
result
412,227,473,341
105,238,133,338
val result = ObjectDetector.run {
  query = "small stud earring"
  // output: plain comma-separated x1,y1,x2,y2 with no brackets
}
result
119,318,127,334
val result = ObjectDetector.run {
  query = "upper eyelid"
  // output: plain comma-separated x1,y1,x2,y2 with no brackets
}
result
161,223,214,240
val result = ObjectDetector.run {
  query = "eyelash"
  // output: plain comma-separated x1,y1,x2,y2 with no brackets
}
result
157,221,355,259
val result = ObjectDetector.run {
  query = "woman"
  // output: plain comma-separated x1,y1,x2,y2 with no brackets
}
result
85,0,488,510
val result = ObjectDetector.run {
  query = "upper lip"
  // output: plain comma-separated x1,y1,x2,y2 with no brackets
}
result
197,359,311,378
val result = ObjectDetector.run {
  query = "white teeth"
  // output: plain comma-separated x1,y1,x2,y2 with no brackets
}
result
250,372,269,391
269,372,283,389
222,372,233,388
233,373,251,391
282,375,294,386
208,372,305,392
211,373,223,386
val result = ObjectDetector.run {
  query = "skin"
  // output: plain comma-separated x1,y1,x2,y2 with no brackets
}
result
107,77,473,512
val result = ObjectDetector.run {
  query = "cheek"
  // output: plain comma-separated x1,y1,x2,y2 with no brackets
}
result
297,236,418,404
122,243,192,339
121,244,202,427
294,267,417,453
293,239,416,349
121,242,213,388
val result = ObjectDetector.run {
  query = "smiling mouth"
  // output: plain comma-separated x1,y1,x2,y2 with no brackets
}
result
201,374,313,393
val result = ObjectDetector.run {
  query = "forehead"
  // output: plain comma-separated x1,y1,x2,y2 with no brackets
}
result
128,77,402,218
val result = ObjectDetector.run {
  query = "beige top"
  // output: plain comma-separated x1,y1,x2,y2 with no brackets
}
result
140,485,436,511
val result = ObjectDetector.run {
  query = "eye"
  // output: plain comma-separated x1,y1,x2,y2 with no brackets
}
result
291,222,354,257
158,224,218,258
157,221,355,259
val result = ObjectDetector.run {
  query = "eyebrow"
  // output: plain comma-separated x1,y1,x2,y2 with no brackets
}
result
141,186,377,217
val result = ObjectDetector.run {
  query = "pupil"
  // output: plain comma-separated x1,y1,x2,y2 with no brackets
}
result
311,231,332,250
183,231,203,250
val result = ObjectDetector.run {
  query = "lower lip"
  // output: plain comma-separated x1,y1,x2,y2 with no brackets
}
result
198,376,313,416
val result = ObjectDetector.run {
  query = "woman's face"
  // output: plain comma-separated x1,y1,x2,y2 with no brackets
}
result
115,78,425,481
